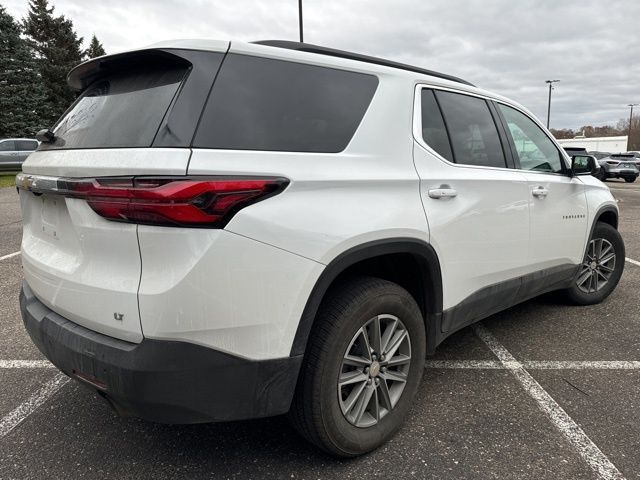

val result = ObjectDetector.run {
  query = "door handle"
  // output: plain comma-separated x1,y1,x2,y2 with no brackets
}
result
428,187,458,199
532,187,549,198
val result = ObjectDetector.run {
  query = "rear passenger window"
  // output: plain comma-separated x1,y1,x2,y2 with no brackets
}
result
194,54,379,153
497,104,564,173
16,140,37,151
420,90,453,162
435,91,507,168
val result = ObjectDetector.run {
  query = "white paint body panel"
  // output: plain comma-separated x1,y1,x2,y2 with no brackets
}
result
522,172,588,268
136,228,323,359
413,143,530,309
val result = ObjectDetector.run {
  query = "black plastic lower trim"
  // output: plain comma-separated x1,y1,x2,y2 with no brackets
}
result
20,282,302,424
439,264,578,336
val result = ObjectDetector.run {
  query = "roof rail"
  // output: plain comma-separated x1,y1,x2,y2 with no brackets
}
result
253,40,475,87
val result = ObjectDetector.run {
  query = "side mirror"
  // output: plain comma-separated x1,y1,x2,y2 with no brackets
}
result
571,155,600,176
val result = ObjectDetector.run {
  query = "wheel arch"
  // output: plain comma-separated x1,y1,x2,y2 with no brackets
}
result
290,238,443,357
595,205,618,230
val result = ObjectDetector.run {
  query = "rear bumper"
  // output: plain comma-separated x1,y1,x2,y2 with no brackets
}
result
20,282,302,423
606,170,638,178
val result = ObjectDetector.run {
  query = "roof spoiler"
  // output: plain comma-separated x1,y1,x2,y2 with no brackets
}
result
66,49,191,91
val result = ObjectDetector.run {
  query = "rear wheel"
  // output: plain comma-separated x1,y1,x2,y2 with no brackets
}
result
564,222,624,305
289,277,425,457
624,177,636,183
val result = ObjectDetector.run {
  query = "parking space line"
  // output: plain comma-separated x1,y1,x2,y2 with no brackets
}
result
625,257,640,268
424,360,503,369
0,251,20,262
423,360,640,370
474,324,625,480
523,360,640,370
0,373,69,438
0,360,53,369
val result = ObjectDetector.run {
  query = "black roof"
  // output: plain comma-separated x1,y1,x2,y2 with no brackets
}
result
253,40,475,87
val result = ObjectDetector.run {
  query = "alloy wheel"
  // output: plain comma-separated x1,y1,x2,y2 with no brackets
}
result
576,238,616,293
337,314,411,428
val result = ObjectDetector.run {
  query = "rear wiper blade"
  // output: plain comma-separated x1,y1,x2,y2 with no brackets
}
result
35,128,56,143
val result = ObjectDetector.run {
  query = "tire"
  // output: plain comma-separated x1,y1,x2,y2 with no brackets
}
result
564,222,625,305
624,177,636,183
288,276,426,457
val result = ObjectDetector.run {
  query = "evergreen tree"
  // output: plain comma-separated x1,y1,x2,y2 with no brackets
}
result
23,0,84,126
0,5,47,137
85,34,106,58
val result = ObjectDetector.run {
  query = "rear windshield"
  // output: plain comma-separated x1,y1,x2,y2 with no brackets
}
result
43,66,187,150
193,54,379,153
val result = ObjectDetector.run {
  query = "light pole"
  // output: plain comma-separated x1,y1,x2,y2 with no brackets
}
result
545,80,560,129
298,0,304,43
628,103,639,151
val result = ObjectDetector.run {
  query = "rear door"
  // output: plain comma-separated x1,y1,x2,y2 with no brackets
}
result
19,51,203,343
494,102,588,272
413,87,530,332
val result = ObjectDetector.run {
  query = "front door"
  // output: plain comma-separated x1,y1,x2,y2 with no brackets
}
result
495,102,588,276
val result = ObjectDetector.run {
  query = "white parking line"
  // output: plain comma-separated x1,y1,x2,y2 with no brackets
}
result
0,360,54,369
523,360,640,370
424,360,503,369
474,324,625,480
0,251,20,262
424,359,640,370
625,257,640,268
0,373,69,438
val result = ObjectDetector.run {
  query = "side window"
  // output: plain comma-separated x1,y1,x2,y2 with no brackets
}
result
497,104,564,173
194,54,379,153
420,89,454,162
435,91,507,168
0,140,15,151
16,140,37,151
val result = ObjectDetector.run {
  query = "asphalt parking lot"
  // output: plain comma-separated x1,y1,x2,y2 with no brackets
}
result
1,180,639,480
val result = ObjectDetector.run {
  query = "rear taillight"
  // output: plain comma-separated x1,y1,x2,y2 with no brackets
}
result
17,175,288,227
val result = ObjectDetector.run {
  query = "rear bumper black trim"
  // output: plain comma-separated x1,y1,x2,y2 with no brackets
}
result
20,282,302,424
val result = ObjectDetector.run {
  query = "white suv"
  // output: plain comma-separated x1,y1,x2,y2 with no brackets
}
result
17,39,624,456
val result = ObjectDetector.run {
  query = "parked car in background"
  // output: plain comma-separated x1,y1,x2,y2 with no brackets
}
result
598,154,639,182
0,138,39,171
619,152,640,168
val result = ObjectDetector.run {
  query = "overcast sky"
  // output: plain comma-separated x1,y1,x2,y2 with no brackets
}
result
4,0,639,130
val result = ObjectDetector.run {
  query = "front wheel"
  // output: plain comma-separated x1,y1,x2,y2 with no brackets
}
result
563,222,625,305
624,177,636,183
288,277,426,457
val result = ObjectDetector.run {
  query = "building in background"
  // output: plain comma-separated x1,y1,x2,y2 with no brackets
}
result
555,135,628,153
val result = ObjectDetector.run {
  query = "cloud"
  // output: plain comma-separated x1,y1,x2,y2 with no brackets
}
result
4,0,639,129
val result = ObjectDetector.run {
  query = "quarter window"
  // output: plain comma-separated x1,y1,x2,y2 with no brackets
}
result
435,91,507,168
194,54,379,153
498,104,564,173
